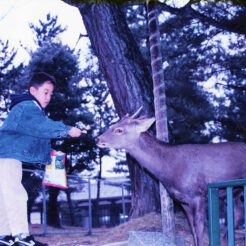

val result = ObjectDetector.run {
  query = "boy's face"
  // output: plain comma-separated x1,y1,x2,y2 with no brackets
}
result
30,81,54,108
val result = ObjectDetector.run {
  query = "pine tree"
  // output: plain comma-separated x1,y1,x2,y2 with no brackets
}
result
0,40,23,117
22,13,116,227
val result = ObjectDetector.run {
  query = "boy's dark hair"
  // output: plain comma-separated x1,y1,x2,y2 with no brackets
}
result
28,72,56,89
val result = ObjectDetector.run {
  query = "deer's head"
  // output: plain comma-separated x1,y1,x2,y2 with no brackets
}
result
97,107,155,150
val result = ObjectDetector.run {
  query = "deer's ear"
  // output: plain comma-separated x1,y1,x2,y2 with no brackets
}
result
136,117,155,132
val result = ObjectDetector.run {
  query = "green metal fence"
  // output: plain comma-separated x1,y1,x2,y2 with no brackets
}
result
208,178,246,246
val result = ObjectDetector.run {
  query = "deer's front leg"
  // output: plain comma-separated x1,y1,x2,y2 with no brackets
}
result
182,204,198,246
194,196,206,246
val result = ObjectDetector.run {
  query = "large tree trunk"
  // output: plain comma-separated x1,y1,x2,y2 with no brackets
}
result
78,3,161,217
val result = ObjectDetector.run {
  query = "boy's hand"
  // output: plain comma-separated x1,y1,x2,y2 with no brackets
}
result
68,127,87,137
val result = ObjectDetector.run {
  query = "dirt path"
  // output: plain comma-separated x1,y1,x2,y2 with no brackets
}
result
32,211,244,246
31,211,193,246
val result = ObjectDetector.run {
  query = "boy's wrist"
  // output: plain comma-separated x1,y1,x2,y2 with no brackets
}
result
65,126,74,137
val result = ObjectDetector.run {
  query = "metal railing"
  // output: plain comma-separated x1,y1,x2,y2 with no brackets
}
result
208,178,246,246
23,168,131,236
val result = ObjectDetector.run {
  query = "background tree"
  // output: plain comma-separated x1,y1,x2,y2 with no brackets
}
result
1,11,118,227
0,40,24,118
29,13,67,47
18,13,115,227
146,0,175,239
124,2,216,144
154,1,243,143
25,41,91,227
79,3,162,217
81,45,118,226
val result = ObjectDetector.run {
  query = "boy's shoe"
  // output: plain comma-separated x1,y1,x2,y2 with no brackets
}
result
0,235,15,245
14,235,48,246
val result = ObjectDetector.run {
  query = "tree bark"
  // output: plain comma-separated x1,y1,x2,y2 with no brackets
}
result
79,3,161,217
147,0,175,240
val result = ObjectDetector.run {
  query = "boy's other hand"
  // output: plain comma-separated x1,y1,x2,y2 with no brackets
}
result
68,127,87,137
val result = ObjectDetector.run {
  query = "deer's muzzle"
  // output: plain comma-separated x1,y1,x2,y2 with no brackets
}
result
96,137,107,148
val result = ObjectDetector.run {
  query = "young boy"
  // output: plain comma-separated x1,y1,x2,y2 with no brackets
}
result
0,72,84,246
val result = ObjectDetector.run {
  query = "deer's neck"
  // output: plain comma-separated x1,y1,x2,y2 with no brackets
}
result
127,132,170,180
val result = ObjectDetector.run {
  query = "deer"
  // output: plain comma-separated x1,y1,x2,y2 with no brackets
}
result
96,107,246,246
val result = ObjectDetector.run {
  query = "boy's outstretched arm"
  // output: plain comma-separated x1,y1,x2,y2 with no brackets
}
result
13,102,87,139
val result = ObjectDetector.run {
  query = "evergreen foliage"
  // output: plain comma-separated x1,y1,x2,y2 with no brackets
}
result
0,40,24,117
29,13,67,47
123,1,245,144
124,4,215,144
20,13,117,227
17,13,115,176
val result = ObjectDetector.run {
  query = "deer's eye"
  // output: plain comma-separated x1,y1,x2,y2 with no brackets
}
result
114,128,123,135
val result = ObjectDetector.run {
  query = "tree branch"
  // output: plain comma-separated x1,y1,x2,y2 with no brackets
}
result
216,82,246,91
157,1,246,35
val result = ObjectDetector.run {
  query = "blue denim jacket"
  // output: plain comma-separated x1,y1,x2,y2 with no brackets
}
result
0,100,72,165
